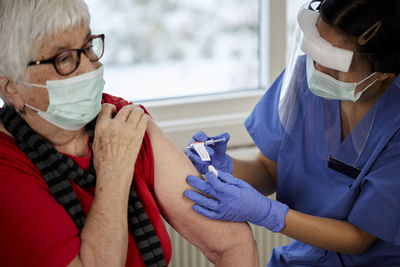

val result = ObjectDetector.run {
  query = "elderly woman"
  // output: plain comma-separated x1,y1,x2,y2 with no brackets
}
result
0,1,259,267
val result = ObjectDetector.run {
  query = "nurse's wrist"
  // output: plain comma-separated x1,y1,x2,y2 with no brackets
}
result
253,198,289,233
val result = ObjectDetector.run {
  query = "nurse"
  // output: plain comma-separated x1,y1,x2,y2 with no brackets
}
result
184,0,400,266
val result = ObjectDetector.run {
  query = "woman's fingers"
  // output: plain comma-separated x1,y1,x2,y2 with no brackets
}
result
204,169,243,194
192,204,220,220
192,131,208,142
97,103,117,121
113,105,148,133
127,106,148,129
184,190,218,210
205,171,227,192
187,175,216,195
114,104,140,121
93,104,148,185
216,170,240,185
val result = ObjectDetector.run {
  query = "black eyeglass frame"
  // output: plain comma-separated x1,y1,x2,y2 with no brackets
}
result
27,34,105,76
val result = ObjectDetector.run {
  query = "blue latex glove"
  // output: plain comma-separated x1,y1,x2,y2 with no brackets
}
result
186,131,233,174
184,168,289,232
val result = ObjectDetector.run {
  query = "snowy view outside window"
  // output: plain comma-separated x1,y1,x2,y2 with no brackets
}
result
0,1,306,107
85,0,259,101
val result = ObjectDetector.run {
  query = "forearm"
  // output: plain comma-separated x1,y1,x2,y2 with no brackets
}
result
281,209,376,254
67,104,147,267
232,156,276,195
77,176,132,267
172,215,259,267
212,227,259,267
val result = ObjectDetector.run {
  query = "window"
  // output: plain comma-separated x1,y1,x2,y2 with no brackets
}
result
1,1,289,151
85,0,260,101
85,0,287,150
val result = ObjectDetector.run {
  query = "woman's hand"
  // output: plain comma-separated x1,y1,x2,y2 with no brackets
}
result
75,104,148,267
184,167,289,232
93,103,148,186
186,131,233,174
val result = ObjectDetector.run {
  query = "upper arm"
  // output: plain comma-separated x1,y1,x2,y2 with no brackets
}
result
146,119,258,265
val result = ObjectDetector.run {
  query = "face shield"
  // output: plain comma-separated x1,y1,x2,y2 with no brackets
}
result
278,1,378,173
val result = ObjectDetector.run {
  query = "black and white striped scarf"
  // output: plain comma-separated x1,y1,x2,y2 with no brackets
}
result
0,105,166,267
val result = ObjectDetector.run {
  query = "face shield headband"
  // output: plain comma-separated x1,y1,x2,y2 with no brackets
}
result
298,7,354,72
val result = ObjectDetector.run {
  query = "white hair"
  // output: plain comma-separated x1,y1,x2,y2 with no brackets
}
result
0,0,90,83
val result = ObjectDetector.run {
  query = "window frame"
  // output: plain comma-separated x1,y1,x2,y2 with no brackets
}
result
139,0,287,151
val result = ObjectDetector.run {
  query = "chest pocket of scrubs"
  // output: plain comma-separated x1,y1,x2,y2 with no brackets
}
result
327,155,361,179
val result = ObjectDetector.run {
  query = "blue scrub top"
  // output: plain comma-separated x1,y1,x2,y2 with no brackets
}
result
245,57,400,266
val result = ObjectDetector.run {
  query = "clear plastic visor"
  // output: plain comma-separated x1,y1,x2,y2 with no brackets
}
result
277,3,377,168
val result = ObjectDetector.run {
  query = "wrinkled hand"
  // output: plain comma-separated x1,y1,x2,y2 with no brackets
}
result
93,104,148,186
184,168,289,232
186,131,233,174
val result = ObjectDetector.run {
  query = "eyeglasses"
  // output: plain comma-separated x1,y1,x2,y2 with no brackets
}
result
28,34,105,76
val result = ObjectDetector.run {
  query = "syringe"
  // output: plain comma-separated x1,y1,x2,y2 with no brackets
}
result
186,137,226,150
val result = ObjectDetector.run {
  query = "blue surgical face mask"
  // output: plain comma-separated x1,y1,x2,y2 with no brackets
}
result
306,56,377,102
20,65,104,131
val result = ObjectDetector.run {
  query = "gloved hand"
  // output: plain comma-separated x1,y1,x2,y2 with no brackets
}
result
186,131,233,175
184,167,289,232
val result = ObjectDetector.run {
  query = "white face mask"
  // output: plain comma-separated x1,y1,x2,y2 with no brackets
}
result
306,56,377,102
20,65,104,131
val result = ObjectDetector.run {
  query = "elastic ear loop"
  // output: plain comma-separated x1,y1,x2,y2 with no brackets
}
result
357,21,382,46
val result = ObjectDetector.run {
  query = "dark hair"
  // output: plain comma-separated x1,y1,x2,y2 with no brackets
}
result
319,0,400,73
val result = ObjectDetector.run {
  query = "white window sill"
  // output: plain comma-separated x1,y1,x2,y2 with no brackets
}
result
140,89,265,150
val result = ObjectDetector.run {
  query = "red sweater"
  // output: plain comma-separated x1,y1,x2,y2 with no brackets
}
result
0,94,171,267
